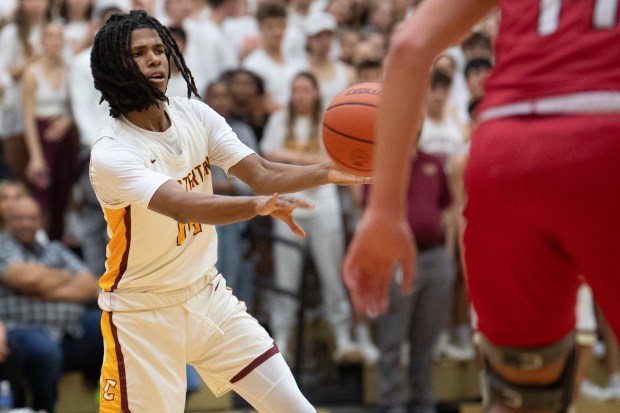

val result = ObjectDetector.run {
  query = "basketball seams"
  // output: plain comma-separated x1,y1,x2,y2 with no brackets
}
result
326,102,378,112
322,82,380,177
322,122,375,144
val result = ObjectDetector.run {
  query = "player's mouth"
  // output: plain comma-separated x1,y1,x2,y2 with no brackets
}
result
147,73,167,86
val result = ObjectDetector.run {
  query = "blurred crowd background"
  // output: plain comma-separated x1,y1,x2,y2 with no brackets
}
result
0,0,618,412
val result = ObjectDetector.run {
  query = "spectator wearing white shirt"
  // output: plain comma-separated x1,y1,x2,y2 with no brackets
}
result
205,0,242,67
0,0,51,182
303,12,354,110
242,3,305,111
222,0,260,62
68,4,123,276
57,0,93,57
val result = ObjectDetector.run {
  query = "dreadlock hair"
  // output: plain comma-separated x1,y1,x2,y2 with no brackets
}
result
90,10,199,118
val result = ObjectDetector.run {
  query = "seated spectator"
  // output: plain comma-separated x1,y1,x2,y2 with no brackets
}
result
0,180,27,231
0,196,101,413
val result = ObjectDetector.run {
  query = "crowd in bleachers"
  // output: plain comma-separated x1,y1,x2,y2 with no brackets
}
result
0,0,619,412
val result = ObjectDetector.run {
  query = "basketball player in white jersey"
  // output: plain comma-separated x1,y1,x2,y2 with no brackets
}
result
89,10,368,413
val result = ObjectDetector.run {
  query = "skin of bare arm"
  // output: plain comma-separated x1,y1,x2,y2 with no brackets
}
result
21,67,48,186
2,262,73,295
39,271,100,302
343,0,497,315
148,154,368,238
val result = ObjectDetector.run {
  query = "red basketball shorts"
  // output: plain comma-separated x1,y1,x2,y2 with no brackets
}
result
463,114,620,347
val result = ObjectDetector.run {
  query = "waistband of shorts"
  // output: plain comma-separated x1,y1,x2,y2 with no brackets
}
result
478,91,620,122
98,267,220,312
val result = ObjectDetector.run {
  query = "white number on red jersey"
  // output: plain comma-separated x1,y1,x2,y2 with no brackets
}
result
538,0,619,35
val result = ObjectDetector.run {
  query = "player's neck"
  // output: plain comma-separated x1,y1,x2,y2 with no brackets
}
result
125,103,171,132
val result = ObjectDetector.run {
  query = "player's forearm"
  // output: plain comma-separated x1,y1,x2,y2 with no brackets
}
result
368,0,494,217
368,40,430,217
246,161,328,195
149,183,265,225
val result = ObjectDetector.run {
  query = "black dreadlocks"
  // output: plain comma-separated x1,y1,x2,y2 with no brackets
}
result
90,10,199,118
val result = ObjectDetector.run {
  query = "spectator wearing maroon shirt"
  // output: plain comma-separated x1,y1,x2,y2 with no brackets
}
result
367,150,454,413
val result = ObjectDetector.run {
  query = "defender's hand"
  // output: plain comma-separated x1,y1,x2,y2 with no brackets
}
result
344,210,416,315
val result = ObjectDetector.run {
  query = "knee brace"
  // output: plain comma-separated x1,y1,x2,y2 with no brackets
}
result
478,332,577,412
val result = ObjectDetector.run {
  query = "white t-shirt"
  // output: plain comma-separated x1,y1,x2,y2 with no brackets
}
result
418,114,467,166
69,47,110,147
183,18,237,94
242,49,305,106
90,97,254,293
260,110,340,217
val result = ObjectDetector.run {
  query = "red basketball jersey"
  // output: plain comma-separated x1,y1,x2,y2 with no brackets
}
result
480,0,620,111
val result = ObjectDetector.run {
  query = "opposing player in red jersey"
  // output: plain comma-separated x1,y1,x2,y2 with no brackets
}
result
344,0,620,412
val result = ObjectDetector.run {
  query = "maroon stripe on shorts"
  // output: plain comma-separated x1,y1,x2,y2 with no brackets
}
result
109,312,131,412
230,344,279,383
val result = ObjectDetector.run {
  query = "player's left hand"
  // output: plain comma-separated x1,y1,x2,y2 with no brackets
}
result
255,193,313,238
343,208,416,316
322,160,373,186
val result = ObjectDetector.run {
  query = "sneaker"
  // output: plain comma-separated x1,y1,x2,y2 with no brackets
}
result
433,331,451,361
580,379,614,401
355,323,380,365
333,340,364,364
357,337,379,365
441,342,475,361
607,373,620,399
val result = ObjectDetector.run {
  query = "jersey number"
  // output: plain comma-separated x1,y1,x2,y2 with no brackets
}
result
177,222,203,246
538,0,619,35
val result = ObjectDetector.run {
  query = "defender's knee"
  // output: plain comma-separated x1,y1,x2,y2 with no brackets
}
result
478,332,577,412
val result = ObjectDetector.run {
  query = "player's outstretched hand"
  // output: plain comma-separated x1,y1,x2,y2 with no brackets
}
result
256,193,313,238
343,210,416,316
321,160,373,186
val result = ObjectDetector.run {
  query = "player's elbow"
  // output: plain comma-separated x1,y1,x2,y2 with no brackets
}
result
387,30,439,70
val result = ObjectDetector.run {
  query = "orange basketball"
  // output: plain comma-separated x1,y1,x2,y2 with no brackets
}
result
322,82,381,177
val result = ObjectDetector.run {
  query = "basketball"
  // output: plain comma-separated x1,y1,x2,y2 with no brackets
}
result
322,82,381,177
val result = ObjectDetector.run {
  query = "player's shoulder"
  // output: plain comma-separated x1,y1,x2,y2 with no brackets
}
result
171,97,225,126
91,122,144,160
169,96,207,115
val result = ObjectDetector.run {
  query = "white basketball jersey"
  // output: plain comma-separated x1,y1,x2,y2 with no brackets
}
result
90,97,254,294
